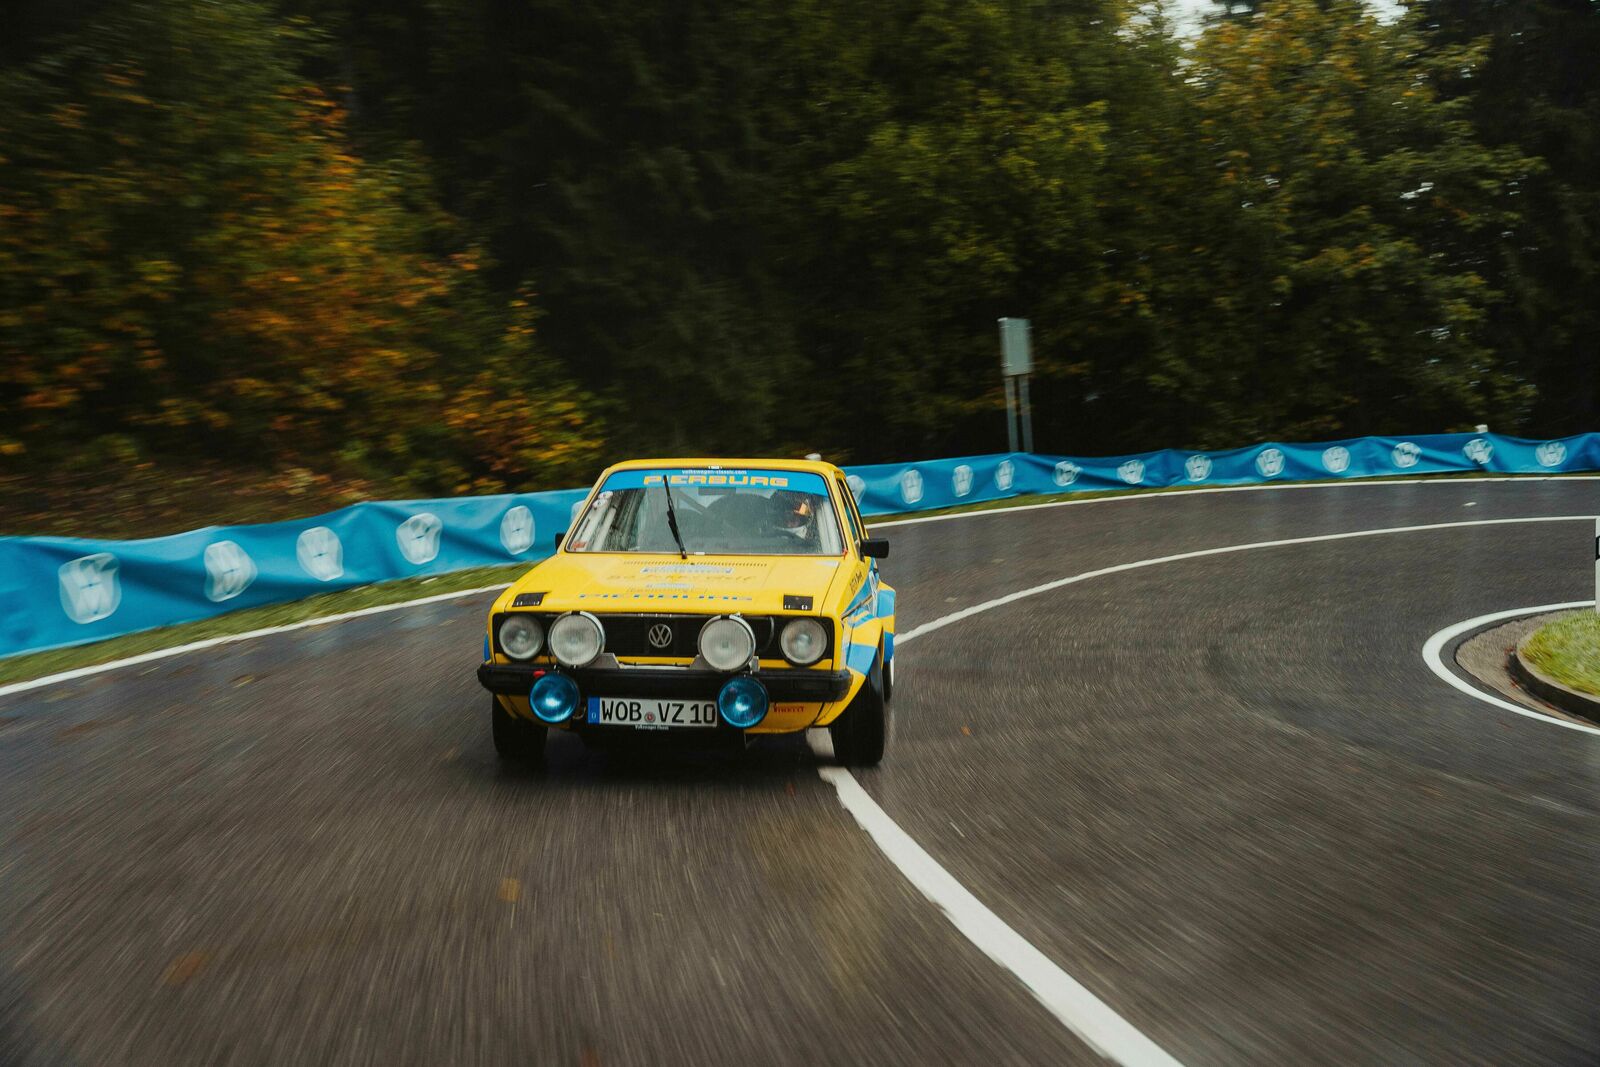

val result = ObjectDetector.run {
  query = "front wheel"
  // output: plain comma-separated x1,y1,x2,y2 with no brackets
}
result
492,696,547,763
830,641,887,767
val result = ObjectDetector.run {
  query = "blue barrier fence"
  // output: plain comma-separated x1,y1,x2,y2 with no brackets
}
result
2,430,1595,659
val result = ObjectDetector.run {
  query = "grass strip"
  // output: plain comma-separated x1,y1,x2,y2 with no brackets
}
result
1522,611,1600,697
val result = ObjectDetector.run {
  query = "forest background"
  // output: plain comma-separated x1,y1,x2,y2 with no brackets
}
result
2,0,1595,535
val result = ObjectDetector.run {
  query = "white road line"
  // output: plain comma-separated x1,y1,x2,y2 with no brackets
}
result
898,515,1596,645
1421,603,1600,736
806,734,1184,1067
0,584,511,700
813,512,1597,1067
869,474,1600,529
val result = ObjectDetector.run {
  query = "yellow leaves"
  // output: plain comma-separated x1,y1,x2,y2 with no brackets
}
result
22,386,81,410
227,377,276,399
98,312,144,335
134,258,179,287
0,24,606,494
100,91,155,108
49,104,87,130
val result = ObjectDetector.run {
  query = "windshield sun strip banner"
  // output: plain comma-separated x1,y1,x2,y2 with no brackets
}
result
1,431,1595,659
600,469,831,494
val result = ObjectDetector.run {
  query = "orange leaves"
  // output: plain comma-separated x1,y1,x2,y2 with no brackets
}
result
183,88,460,458
21,385,82,411
0,1,604,496
49,103,87,129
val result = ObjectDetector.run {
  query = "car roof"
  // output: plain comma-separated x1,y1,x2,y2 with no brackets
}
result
599,457,848,479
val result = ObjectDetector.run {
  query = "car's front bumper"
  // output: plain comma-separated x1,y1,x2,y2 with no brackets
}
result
476,662,853,703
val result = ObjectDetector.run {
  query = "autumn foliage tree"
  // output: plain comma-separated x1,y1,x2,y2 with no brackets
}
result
0,0,601,493
2,0,1592,522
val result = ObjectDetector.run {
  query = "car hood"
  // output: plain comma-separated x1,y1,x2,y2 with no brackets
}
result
500,552,846,615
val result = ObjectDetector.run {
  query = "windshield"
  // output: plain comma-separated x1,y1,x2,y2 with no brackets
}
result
568,468,845,556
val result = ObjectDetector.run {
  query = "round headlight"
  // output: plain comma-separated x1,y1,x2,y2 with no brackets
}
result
498,615,544,660
548,612,604,667
698,616,756,672
779,618,827,666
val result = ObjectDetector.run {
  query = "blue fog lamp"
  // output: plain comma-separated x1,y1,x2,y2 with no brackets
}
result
717,676,769,729
530,673,581,724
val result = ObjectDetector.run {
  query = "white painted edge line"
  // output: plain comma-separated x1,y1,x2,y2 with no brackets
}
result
812,513,1597,1067
0,583,512,700
897,515,1597,646
869,474,1600,529
805,734,1184,1067
1421,603,1600,736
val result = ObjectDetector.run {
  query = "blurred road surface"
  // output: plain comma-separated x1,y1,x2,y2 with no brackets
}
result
2,479,1596,1065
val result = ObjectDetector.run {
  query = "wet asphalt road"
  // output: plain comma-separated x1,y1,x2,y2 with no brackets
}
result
2,479,1597,1066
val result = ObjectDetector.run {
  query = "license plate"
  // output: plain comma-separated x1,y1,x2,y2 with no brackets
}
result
586,696,718,729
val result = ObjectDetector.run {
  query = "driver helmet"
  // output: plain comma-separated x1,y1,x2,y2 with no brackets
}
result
773,490,815,539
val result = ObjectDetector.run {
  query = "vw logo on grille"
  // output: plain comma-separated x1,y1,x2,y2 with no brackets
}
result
647,623,674,650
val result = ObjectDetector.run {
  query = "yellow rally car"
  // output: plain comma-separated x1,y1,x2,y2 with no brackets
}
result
475,459,895,765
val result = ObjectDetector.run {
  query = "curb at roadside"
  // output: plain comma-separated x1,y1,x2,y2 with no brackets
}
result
1509,635,1600,725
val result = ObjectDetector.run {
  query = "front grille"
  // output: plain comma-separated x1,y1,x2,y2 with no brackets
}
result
599,614,778,657
601,614,761,655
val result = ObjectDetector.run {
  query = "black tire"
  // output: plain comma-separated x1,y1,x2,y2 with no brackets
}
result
492,696,547,763
829,641,888,767
882,646,895,704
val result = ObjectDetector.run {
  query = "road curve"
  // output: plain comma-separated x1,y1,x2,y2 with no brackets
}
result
2,479,1596,1066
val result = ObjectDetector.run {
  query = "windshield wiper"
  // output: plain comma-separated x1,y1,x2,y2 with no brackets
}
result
660,479,689,559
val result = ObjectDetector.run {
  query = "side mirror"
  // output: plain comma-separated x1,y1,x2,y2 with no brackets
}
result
552,529,567,550
859,537,889,559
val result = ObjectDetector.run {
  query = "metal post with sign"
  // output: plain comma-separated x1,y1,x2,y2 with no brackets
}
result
999,317,1033,454
1002,375,1019,452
